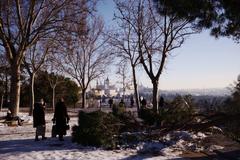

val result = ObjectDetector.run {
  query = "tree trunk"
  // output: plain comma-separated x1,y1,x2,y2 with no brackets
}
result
152,80,159,114
4,71,9,107
52,87,56,111
132,67,140,112
81,89,86,108
10,64,21,116
0,94,3,111
29,73,35,116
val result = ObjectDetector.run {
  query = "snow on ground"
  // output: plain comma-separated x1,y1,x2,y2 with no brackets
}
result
0,111,188,160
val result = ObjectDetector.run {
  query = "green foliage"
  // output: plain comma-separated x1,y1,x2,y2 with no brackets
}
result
226,79,240,113
139,95,196,127
139,108,157,126
72,111,121,149
159,95,196,127
116,111,141,133
155,0,240,41
20,71,80,106
222,78,240,141
224,119,240,142
61,78,80,106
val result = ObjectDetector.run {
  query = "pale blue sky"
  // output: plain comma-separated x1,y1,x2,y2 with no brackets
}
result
97,0,240,90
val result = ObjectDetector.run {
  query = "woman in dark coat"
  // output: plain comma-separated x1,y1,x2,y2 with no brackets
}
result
33,99,46,141
52,98,70,141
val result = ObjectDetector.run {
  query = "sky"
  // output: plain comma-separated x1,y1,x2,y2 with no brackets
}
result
97,0,240,90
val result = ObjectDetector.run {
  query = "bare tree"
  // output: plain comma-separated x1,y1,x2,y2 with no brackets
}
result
110,11,141,112
115,0,198,113
116,61,132,101
45,55,64,111
23,40,52,115
59,16,112,108
0,0,82,116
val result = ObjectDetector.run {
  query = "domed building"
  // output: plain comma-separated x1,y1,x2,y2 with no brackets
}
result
92,78,118,97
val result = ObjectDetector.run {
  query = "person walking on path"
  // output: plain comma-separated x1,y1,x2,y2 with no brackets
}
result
52,98,70,141
33,98,47,141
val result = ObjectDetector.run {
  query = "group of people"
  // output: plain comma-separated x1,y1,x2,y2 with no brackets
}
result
107,96,135,108
140,96,165,108
33,98,70,141
107,96,165,108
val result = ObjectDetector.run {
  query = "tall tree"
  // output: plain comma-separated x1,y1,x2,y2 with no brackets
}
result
116,0,197,113
59,16,112,108
45,54,64,111
0,0,78,116
24,40,52,115
110,10,141,112
116,61,132,101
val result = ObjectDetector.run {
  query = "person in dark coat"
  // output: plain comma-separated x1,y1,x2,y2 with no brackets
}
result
108,98,113,108
119,98,125,107
130,96,134,107
159,96,165,108
52,98,70,141
33,99,46,141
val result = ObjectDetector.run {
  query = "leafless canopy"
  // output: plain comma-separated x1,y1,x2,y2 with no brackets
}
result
115,0,198,112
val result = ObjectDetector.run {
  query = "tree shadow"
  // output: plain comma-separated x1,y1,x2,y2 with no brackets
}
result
0,136,94,154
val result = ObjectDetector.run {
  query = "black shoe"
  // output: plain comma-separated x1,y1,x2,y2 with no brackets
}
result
42,137,47,140
35,138,40,141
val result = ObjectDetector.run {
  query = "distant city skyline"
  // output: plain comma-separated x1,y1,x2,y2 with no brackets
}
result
97,0,240,90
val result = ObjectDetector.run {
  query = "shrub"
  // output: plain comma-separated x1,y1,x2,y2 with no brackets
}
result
118,111,141,132
139,108,157,126
221,79,240,142
139,95,196,127
72,111,121,149
159,95,196,127
112,103,126,116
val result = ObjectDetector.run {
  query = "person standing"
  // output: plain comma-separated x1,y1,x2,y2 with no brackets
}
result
159,96,165,108
130,96,134,107
108,97,113,108
33,99,47,141
52,98,70,141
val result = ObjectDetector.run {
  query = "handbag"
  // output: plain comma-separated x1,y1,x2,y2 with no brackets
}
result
51,125,57,137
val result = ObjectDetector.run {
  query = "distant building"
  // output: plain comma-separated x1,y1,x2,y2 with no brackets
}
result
92,78,118,97
91,77,135,98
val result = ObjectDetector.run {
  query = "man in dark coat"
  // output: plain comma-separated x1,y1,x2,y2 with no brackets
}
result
52,98,70,141
159,96,165,108
33,100,46,141
108,98,113,108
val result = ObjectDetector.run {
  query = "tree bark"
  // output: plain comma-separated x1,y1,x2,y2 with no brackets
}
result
152,80,159,113
52,87,56,111
81,88,86,108
4,70,8,106
0,94,3,111
29,73,35,116
132,66,140,112
10,64,21,116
